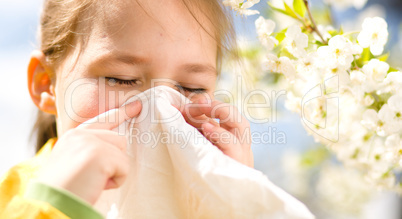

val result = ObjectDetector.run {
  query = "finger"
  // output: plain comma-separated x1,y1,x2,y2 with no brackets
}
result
178,98,218,125
78,100,142,130
182,114,220,130
178,98,210,120
201,122,242,152
55,129,127,153
202,100,249,129
174,100,208,125
103,143,129,190
202,122,253,167
183,99,249,137
104,170,128,190
174,101,219,130
90,130,127,152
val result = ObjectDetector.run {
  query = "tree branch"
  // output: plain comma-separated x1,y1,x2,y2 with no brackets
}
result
303,0,328,44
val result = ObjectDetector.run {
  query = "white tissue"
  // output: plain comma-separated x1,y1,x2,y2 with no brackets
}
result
94,86,314,219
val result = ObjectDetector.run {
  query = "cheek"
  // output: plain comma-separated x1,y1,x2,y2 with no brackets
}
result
58,81,137,130
58,80,121,128
72,86,100,120
60,82,100,127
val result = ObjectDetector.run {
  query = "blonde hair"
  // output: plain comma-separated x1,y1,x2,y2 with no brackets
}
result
32,0,237,151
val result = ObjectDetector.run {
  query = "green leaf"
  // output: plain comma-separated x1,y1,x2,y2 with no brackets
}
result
267,2,300,21
361,47,371,62
284,2,300,20
267,2,288,15
293,0,306,18
300,147,330,168
338,26,344,35
275,28,288,43
279,47,297,60
275,32,286,43
355,47,371,68
378,53,389,62
389,67,400,73
314,40,325,47
327,30,338,37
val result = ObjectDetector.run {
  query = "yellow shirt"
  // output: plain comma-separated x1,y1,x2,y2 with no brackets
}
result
0,139,103,219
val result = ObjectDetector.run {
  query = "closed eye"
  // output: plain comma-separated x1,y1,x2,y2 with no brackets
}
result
105,77,205,93
175,84,206,94
105,77,142,86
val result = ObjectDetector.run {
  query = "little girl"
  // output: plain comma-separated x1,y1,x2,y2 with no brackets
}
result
0,0,254,218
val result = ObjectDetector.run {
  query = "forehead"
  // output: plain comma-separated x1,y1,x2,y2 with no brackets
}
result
81,0,217,61
99,0,212,33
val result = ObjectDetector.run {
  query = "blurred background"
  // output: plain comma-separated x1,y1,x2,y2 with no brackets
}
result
0,0,401,218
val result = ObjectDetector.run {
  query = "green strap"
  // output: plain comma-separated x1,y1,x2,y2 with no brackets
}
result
25,181,104,219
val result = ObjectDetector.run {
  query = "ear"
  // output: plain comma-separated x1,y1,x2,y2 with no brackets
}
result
28,50,57,115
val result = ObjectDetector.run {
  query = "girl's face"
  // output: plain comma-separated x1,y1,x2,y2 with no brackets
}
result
54,0,218,135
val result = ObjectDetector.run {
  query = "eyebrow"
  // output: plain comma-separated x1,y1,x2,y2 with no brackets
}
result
180,63,217,75
105,53,150,66
95,52,217,76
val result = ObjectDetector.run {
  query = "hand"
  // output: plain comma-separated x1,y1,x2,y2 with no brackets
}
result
37,100,142,205
176,98,254,168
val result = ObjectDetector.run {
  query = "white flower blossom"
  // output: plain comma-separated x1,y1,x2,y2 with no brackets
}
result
385,134,401,147
351,43,363,55
223,0,260,16
285,91,302,114
387,94,402,128
314,25,334,42
363,59,389,82
362,105,398,136
296,52,319,80
348,70,366,100
366,169,396,189
317,35,360,69
365,137,396,189
302,95,329,130
363,95,375,106
361,59,389,93
255,16,278,50
379,71,402,94
255,0,400,191
357,17,388,56
284,25,308,58
324,66,351,88
263,54,296,80
384,134,402,167
350,70,366,84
